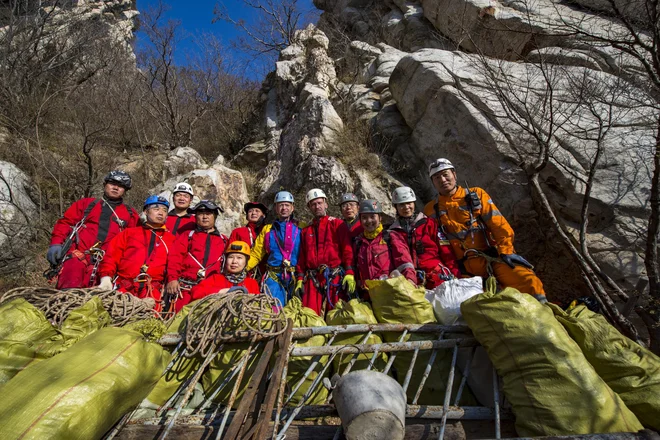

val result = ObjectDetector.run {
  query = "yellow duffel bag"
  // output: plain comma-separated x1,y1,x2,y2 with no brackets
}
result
552,303,660,431
461,287,642,436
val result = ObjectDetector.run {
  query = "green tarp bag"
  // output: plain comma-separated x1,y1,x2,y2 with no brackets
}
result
283,296,329,406
0,299,63,384
0,327,169,440
326,299,387,373
551,303,660,431
367,276,475,405
0,297,110,385
59,296,111,348
146,302,201,407
461,287,643,436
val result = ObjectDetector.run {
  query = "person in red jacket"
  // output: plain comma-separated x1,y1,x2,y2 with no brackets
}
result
294,188,356,316
389,186,461,289
98,195,175,312
229,201,268,246
47,170,140,289
229,201,268,279
339,193,363,240
165,200,229,311
166,182,196,235
190,241,260,302
354,199,417,291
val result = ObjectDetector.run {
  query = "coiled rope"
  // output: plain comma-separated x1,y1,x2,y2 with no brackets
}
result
183,292,288,358
0,287,156,326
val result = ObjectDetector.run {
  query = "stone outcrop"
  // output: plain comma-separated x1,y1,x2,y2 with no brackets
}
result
153,159,249,236
265,0,657,294
237,25,405,217
0,161,38,274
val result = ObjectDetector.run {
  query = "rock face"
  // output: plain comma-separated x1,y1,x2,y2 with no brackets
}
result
254,0,658,296
0,161,38,274
236,25,405,217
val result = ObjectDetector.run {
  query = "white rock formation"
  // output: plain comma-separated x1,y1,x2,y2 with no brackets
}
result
0,161,38,274
153,161,249,235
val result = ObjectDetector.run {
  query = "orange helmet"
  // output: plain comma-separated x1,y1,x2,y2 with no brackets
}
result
225,240,250,257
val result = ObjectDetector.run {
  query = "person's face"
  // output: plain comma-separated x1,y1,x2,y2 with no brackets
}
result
275,202,293,219
360,213,381,233
308,198,327,217
246,207,264,223
173,192,192,210
431,169,457,196
396,201,415,218
225,253,247,274
195,210,216,229
145,205,168,225
104,182,126,200
340,202,358,221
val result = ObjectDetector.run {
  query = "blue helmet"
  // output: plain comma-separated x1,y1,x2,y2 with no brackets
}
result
143,195,169,210
274,191,294,204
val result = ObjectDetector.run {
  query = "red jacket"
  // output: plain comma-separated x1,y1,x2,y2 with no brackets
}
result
98,225,175,290
354,230,416,288
166,229,229,283
345,218,363,240
166,211,196,235
389,213,460,279
229,222,264,247
50,197,139,253
296,216,354,279
190,274,260,303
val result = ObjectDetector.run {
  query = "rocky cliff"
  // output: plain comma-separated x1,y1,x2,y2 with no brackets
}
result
230,0,656,299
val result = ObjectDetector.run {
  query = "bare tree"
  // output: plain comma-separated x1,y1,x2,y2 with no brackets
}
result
213,0,318,73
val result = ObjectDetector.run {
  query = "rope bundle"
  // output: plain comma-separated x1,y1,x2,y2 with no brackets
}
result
184,293,288,358
0,287,156,326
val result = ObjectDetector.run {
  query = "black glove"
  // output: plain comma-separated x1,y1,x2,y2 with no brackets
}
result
500,253,533,269
46,245,63,266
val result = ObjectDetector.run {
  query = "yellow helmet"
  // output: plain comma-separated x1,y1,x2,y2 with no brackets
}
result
225,240,250,257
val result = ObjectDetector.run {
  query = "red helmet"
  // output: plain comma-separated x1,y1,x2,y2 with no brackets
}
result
243,201,268,217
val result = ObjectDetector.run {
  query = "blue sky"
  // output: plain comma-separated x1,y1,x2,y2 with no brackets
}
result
135,0,319,75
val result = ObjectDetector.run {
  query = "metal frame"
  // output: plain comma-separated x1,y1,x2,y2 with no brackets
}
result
115,323,510,440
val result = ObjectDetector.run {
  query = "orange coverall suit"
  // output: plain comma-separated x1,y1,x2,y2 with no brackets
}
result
424,186,545,297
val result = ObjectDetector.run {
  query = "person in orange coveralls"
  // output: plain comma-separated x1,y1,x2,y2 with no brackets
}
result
423,158,546,302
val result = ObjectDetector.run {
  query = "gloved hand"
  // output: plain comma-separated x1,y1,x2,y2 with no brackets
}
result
227,286,249,295
294,279,304,298
99,276,113,290
500,253,533,269
46,245,63,266
342,274,356,294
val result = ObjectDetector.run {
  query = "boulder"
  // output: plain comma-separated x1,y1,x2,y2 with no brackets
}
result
153,163,249,235
0,161,38,274
389,48,655,287
161,146,207,181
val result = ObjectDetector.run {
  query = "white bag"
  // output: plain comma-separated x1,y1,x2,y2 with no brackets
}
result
425,276,483,324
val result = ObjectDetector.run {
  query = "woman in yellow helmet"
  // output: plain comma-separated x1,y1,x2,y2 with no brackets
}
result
190,240,260,299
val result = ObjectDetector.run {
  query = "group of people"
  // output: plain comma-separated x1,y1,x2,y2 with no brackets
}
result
46,158,546,317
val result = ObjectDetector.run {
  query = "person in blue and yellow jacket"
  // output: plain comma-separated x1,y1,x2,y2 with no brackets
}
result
246,191,302,308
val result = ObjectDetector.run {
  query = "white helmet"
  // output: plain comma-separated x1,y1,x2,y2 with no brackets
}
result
274,191,294,204
428,158,454,178
172,182,194,196
305,188,327,204
392,186,416,204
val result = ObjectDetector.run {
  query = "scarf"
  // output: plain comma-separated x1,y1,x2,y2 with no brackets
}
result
364,224,383,240
225,270,247,285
